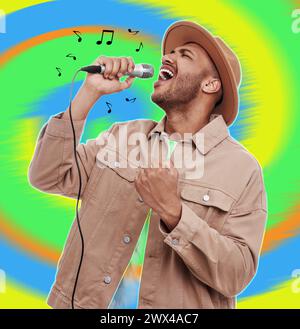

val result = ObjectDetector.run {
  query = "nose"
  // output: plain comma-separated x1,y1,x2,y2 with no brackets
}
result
162,53,175,65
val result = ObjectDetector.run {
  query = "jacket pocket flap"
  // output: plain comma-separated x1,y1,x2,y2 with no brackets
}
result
180,186,235,212
96,148,138,182
110,165,137,182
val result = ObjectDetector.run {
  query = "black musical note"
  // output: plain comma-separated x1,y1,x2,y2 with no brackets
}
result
66,53,77,61
135,42,143,52
73,30,82,42
56,67,62,77
125,97,136,103
128,28,139,35
96,29,114,45
106,101,112,113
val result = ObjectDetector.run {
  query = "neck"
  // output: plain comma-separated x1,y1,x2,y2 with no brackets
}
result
164,97,213,137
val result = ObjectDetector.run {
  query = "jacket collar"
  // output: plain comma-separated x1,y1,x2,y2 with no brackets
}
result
147,113,229,155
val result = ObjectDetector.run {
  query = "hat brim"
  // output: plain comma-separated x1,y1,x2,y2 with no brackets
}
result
162,21,239,126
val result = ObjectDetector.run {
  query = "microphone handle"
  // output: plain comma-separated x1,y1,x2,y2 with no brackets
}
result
80,65,105,74
80,64,142,77
80,64,153,78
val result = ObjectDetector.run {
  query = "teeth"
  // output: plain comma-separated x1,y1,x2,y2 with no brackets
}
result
159,68,174,80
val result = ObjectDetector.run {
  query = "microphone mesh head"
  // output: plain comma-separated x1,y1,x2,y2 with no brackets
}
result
141,64,154,78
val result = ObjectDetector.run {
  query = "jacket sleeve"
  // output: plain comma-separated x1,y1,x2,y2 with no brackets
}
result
159,165,268,298
27,111,111,200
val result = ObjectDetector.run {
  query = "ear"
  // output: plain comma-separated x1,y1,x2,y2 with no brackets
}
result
201,78,222,95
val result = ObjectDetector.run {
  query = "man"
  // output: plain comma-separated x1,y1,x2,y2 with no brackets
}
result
28,21,268,309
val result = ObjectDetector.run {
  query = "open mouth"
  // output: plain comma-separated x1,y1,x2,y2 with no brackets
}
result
154,67,176,88
159,68,175,81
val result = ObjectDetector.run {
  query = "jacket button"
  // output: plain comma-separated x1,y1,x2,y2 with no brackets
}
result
103,275,111,284
171,238,179,245
123,235,131,244
159,132,167,141
203,194,210,202
114,161,120,168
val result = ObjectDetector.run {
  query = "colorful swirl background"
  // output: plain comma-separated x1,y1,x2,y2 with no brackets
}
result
0,0,300,308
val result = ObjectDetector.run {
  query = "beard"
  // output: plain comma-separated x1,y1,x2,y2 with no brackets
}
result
151,72,204,109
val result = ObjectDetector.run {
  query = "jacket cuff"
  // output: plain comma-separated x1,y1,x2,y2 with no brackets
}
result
46,111,87,138
159,202,203,253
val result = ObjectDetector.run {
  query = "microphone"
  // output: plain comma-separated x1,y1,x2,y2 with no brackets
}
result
80,63,154,79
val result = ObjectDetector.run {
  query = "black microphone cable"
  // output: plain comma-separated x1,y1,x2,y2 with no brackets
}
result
66,63,153,308
67,68,86,309
67,65,128,309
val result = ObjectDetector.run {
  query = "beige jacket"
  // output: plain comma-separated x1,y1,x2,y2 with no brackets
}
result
28,111,268,309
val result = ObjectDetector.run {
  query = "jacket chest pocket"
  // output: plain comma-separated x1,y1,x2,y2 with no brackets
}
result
180,184,236,232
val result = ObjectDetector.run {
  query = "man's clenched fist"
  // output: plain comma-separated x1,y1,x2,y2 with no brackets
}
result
134,161,182,230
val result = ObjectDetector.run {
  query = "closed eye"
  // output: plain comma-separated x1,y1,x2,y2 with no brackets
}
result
170,49,192,59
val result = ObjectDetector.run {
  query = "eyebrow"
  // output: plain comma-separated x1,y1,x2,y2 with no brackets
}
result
171,48,195,58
